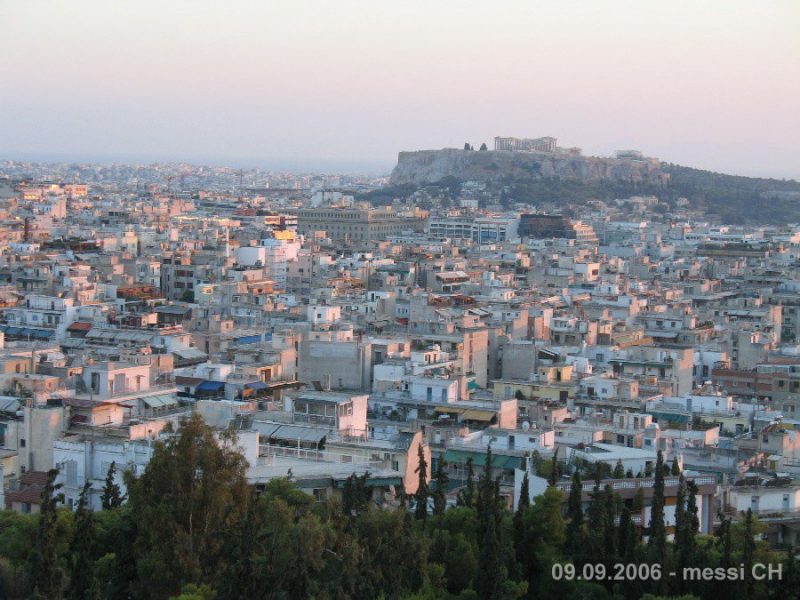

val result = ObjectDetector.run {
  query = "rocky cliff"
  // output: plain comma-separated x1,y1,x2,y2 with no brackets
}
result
389,148,667,186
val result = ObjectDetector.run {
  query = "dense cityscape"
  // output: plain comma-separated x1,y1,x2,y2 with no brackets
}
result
0,135,798,598
2,0,799,598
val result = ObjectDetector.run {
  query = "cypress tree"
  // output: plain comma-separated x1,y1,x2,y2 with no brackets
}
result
586,475,605,562
66,481,99,600
565,470,585,560
548,454,560,486
613,459,625,479
674,473,687,548
742,508,756,600
432,459,449,516
671,457,681,476
414,443,429,520
518,471,530,512
648,450,668,594
457,457,475,507
31,469,65,600
100,461,124,510
602,484,617,559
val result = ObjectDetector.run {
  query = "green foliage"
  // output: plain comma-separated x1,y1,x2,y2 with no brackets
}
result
0,418,792,600
127,413,250,599
415,443,430,521
31,469,65,600
100,461,124,511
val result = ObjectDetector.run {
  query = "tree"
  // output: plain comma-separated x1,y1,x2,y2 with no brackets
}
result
101,461,124,510
432,459,449,516
479,143,488,151
31,469,65,600
565,470,585,559
648,450,668,595
463,143,471,151
742,508,756,599
342,472,372,517
602,484,617,560
613,459,625,479
457,457,475,507
547,455,561,486
66,481,99,600
127,413,250,599
414,443,430,520
517,471,530,512
671,457,681,476
632,486,645,513
586,475,604,555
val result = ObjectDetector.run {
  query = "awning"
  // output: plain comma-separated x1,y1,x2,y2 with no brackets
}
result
434,406,466,415
173,347,207,361
269,424,329,445
235,334,262,345
443,449,521,470
196,380,225,393
1,326,54,339
143,395,179,409
461,409,495,422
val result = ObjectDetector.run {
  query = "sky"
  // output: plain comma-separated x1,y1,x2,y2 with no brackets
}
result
1,0,799,177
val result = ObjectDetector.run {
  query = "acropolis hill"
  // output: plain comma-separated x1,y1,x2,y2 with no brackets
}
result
390,136,668,186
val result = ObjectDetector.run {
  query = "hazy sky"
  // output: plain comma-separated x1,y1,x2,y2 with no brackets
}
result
1,0,798,177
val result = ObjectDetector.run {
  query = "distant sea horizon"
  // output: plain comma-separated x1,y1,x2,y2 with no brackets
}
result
0,151,394,177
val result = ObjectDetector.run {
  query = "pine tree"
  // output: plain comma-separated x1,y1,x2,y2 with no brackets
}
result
31,469,65,600
432,459,449,516
414,443,429,520
671,457,681,476
66,481,98,600
613,459,625,479
127,413,250,599
100,461,124,510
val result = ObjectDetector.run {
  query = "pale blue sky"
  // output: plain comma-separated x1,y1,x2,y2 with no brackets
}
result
1,0,798,176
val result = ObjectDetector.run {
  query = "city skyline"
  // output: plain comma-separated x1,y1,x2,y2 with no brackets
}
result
2,0,799,178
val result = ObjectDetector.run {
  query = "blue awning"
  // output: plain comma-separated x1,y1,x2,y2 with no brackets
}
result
235,334,262,345
196,380,225,393
1,326,54,339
